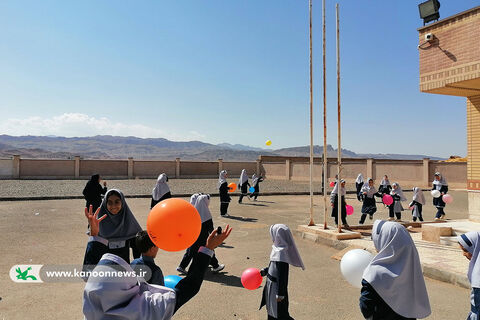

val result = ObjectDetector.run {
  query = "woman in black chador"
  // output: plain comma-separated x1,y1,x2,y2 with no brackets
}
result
82,174,107,211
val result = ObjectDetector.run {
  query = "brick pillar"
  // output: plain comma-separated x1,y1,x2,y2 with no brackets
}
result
13,155,20,179
128,157,134,179
423,158,430,188
175,158,181,178
218,159,223,173
285,159,291,180
367,158,374,180
256,159,261,175
74,156,80,179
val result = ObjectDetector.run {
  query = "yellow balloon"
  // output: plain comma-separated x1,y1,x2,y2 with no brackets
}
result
265,140,272,146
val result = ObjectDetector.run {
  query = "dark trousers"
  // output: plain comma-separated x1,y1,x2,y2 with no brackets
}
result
174,251,212,313
359,214,371,224
179,220,219,270
220,202,229,215
239,194,246,203
388,206,401,219
412,204,424,222
332,206,347,225
435,207,445,219
249,192,259,200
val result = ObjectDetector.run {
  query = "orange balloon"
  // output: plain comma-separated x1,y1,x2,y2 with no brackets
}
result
228,182,237,192
147,198,202,252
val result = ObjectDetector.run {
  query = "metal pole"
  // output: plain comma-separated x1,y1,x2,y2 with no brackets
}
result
322,0,328,229
308,0,315,226
336,3,342,233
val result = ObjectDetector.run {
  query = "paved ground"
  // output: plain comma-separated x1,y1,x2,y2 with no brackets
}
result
0,193,472,319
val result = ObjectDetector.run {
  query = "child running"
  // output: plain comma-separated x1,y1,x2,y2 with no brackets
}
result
249,173,264,201
432,172,449,220
358,178,382,225
388,183,406,221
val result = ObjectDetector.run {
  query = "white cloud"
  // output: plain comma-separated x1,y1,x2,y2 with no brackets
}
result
0,113,206,141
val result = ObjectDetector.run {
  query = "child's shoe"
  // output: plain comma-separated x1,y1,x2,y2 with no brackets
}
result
212,264,225,273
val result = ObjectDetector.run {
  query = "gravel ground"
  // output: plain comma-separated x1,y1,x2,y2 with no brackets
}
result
0,179,358,198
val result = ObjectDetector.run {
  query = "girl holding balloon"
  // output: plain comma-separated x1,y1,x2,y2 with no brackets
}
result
358,178,382,225
249,173,264,201
259,224,305,320
432,172,448,220
360,220,431,319
218,170,231,217
388,183,407,221
378,175,392,196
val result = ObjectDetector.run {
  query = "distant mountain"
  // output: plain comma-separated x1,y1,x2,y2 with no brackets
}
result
217,143,265,152
0,135,445,161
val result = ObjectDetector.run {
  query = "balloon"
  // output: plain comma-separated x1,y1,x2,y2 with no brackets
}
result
228,182,237,192
409,206,414,210
382,194,393,206
241,268,263,290
340,249,375,288
147,198,202,252
249,186,255,193
442,194,453,204
431,190,441,198
346,205,354,216
329,181,335,187
164,275,182,289
265,140,272,146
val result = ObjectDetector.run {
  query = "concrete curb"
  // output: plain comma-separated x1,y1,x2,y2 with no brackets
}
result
0,191,359,201
293,229,470,289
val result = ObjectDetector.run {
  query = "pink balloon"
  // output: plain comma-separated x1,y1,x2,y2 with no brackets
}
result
383,194,393,206
409,206,414,210
329,181,335,187
442,194,453,204
346,205,354,216
241,268,262,290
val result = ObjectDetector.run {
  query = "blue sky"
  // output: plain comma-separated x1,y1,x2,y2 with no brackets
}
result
0,1,477,157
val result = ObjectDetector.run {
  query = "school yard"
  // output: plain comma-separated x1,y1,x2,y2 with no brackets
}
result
0,181,473,320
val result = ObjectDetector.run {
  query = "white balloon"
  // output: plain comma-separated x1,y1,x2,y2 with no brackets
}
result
431,190,441,198
340,249,374,288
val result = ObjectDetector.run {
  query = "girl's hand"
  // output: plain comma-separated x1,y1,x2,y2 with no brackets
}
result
103,181,107,187
85,205,107,236
206,225,232,250
276,297,284,302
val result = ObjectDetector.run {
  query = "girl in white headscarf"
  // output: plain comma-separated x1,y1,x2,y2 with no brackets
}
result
379,175,392,196
83,225,232,320
177,194,225,274
249,173,265,201
358,178,382,225
330,179,349,227
388,183,407,221
151,173,172,209
356,173,365,201
409,187,426,222
458,231,480,319
238,169,250,204
259,224,304,320
432,172,449,220
218,170,231,217
360,220,431,320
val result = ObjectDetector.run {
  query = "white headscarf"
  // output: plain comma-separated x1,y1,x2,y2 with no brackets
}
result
83,253,176,320
195,194,212,223
390,183,407,201
190,193,201,206
361,178,377,197
251,174,259,187
458,232,480,288
363,221,431,319
269,224,305,270
152,174,170,201
218,170,227,188
433,172,448,187
239,169,248,185
355,173,364,184
331,179,346,196
413,187,426,205
380,176,390,186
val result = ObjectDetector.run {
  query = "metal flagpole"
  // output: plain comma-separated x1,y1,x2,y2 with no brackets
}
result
322,0,328,229
336,3,342,233
308,0,315,226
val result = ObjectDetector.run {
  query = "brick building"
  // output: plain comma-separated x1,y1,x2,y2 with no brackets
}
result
418,6,480,220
